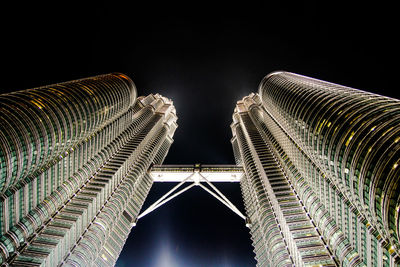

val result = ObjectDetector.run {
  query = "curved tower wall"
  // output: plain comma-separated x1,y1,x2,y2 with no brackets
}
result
0,75,177,267
0,73,138,235
234,71,400,266
0,73,136,193
232,94,338,267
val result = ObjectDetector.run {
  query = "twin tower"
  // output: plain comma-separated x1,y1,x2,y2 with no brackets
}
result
0,72,399,266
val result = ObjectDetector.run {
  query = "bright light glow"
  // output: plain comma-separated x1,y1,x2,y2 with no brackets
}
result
154,235,180,267
345,131,355,146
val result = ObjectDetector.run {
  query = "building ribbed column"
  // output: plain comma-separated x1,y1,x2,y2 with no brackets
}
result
256,71,400,266
249,97,361,266
235,124,292,267
232,94,336,266
0,73,135,192
0,103,153,263
0,74,138,235
0,75,177,267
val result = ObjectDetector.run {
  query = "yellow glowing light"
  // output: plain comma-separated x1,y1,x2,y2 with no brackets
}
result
31,100,44,109
393,163,398,170
101,254,108,261
345,131,355,146
117,73,130,81
317,119,326,133
395,137,400,143
349,114,362,125
382,127,393,137
333,126,339,133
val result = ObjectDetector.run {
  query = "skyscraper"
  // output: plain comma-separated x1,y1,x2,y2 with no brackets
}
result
0,74,177,266
231,71,400,266
2,71,400,267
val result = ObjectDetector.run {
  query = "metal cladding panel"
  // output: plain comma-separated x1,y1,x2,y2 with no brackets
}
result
232,71,400,266
258,71,400,264
0,73,137,193
0,74,177,267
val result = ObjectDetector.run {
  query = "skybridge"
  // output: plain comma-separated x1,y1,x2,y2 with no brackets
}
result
137,164,249,225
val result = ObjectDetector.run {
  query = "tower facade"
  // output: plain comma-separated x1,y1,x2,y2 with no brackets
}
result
0,74,177,266
2,71,400,267
232,72,400,266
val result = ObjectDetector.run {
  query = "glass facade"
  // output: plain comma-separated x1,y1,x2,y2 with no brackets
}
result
0,75,177,266
232,72,400,266
3,70,400,266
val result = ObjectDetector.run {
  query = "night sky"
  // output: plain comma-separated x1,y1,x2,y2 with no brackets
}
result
1,2,396,266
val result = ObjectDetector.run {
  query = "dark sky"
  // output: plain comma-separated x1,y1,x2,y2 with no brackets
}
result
1,2,397,266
